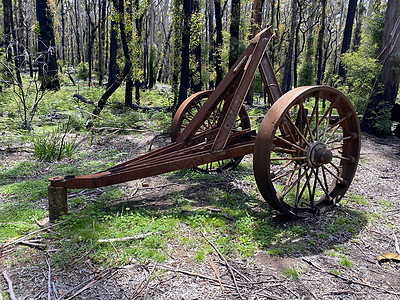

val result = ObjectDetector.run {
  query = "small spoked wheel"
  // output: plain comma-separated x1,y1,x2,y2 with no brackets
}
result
253,86,360,218
171,90,251,172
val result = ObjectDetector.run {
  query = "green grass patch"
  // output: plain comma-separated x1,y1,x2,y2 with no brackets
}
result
282,264,305,280
0,161,39,184
0,202,46,242
338,256,354,268
0,177,49,200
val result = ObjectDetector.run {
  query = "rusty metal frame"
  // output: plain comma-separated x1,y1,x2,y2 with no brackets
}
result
49,26,281,190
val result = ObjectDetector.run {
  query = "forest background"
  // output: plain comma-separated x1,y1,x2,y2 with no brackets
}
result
0,0,399,136
1,1,400,298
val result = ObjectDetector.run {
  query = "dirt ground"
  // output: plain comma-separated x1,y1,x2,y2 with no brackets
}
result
1,133,400,299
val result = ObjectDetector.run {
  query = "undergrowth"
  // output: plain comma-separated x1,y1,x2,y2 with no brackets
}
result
0,78,376,270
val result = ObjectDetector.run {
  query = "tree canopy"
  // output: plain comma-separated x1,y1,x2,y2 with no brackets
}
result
0,0,399,135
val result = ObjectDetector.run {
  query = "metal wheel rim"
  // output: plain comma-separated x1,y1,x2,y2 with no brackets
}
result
253,86,361,218
171,90,251,172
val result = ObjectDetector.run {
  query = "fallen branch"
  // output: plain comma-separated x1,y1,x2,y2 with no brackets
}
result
91,127,147,133
73,94,95,105
201,229,244,300
2,217,73,248
208,257,224,291
18,240,47,250
393,232,400,254
46,259,51,300
132,103,172,112
98,232,155,243
0,147,33,153
60,269,117,300
302,258,400,296
160,265,238,289
132,266,156,300
2,271,17,300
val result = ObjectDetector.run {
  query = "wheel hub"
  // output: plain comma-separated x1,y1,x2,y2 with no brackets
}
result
306,142,333,167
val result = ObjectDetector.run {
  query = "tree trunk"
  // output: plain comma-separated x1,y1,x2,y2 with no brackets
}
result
191,0,202,92
134,0,144,104
98,0,107,86
74,0,82,64
93,0,132,116
246,0,265,105
60,0,66,62
351,1,365,51
316,0,327,85
107,18,118,89
280,0,297,93
228,0,240,69
125,76,134,107
125,0,134,106
3,0,12,59
338,0,358,79
214,0,223,85
177,0,192,108
208,0,215,89
36,0,60,90
361,0,400,135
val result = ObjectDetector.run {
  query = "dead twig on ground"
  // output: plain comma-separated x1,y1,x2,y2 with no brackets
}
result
59,268,117,300
302,258,400,296
2,217,73,249
132,266,156,300
2,271,17,300
46,259,51,300
91,127,147,133
208,257,224,291
200,229,244,300
393,232,400,254
98,232,155,243
19,240,47,250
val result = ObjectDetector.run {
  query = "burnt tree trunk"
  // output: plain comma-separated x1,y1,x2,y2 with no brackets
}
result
177,0,192,107
280,0,297,93
191,0,202,92
36,0,60,90
93,0,132,116
107,18,118,89
361,0,400,135
338,0,357,79
316,0,327,85
214,0,223,85
229,0,240,69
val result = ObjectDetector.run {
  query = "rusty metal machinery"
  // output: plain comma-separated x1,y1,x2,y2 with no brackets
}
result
49,26,361,220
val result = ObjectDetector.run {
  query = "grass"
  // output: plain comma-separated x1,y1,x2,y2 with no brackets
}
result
338,256,354,268
282,264,305,280
0,77,387,272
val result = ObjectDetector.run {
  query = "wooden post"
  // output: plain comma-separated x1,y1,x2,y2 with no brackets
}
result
48,185,68,222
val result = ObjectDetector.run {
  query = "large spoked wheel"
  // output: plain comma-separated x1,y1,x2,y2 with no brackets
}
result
172,90,251,172
253,86,360,218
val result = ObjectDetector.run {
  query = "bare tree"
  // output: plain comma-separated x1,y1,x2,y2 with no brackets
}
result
36,0,60,90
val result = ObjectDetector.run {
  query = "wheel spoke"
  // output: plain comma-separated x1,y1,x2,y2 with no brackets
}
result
311,168,331,200
322,165,344,183
300,102,314,143
327,134,355,144
283,114,311,147
274,135,307,152
281,165,308,198
253,86,360,218
271,163,305,183
315,97,320,140
270,156,307,161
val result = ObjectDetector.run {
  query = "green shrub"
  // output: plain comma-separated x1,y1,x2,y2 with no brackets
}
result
77,62,90,80
31,127,79,162
336,51,381,114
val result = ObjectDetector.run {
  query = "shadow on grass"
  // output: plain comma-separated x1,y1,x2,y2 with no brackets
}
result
71,167,368,261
